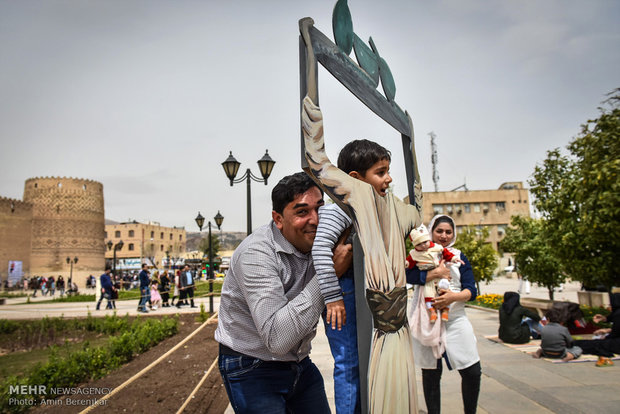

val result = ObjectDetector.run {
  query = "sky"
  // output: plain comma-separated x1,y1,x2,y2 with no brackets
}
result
1,0,618,233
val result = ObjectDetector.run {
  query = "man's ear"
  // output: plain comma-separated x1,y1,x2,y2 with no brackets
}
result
272,210,284,230
349,171,361,180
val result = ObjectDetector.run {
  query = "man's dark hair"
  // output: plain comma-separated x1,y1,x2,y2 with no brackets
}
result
105,265,112,272
142,263,147,269
271,172,322,214
337,139,391,176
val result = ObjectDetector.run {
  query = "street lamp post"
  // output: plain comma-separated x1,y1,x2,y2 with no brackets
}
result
195,211,224,314
106,240,124,277
66,256,78,284
222,150,275,235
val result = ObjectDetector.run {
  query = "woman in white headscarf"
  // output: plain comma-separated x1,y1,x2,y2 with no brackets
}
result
407,215,481,414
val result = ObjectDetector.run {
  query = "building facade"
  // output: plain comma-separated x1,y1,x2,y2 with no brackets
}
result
0,176,106,287
0,197,33,284
421,182,531,252
104,222,186,271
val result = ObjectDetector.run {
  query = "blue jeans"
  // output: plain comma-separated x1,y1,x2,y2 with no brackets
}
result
96,288,112,310
138,287,150,310
218,352,330,414
523,317,543,339
323,274,361,414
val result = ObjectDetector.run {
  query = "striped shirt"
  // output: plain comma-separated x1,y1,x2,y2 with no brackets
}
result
312,203,353,304
214,221,324,362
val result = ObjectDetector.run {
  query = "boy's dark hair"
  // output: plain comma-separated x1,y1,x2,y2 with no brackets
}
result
337,139,391,176
271,172,323,214
545,307,562,324
105,265,112,272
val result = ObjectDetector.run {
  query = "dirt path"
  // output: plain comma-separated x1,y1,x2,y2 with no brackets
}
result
34,313,229,414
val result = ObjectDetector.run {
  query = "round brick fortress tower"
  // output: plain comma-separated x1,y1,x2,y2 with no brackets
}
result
23,177,105,283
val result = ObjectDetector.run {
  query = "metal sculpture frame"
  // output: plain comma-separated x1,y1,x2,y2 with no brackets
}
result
299,3,423,412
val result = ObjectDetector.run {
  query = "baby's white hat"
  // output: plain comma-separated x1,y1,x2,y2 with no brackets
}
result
409,225,430,246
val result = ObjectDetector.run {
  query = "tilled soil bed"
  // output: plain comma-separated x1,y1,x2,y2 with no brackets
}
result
34,313,229,414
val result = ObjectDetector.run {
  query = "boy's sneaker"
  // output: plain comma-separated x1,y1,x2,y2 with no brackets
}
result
595,357,614,367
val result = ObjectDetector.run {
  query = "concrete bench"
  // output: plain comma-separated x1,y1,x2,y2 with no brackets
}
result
520,297,555,318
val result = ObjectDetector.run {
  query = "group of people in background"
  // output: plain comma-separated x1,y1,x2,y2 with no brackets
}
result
93,263,202,313
25,275,74,298
499,291,619,367
136,263,197,313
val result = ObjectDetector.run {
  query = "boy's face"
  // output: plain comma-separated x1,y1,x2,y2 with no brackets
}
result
414,240,430,251
351,159,392,196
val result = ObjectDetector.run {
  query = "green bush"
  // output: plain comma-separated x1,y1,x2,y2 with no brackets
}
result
0,315,178,413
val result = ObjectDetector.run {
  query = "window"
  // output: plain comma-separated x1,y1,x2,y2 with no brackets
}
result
179,234,183,241
464,204,471,213
473,204,480,213
150,231,154,238
482,203,489,213
160,232,164,239
128,243,135,251
170,234,173,240
104,231,107,238
446,204,453,214
115,230,121,238
160,244,164,251
496,202,506,212
497,225,507,236
129,230,134,237
433,204,444,214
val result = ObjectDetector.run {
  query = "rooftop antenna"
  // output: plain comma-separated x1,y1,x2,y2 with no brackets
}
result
450,178,469,192
429,131,439,192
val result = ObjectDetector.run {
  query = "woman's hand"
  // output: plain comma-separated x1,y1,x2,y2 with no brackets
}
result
433,289,470,309
593,328,611,336
592,314,606,324
426,260,450,282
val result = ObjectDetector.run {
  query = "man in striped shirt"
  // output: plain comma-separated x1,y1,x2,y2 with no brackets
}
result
215,172,352,413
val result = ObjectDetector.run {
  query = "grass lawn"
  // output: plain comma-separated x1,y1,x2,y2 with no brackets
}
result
0,334,110,379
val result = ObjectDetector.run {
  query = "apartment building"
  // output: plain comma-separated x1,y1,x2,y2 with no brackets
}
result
104,221,186,270
421,182,531,251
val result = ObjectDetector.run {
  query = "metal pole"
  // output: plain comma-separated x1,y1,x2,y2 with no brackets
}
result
246,169,252,236
208,221,214,313
70,261,73,283
113,250,116,277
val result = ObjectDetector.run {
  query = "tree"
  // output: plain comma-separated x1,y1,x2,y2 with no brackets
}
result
453,226,498,296
529,90,620,291
501,215,565,300
198,233,220,259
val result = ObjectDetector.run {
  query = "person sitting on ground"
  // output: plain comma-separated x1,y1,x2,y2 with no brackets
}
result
498,291,543,344
532,306,582,362
574,293,620,367
406,224,463,323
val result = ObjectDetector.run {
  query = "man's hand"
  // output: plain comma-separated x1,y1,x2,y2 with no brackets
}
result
333,228,353,277
593,314,606,324
326,300,346,330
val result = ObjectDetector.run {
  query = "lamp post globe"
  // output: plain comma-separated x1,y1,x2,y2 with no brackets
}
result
195,212,205,232
214,211,224,230
222,152,241,186
257,150,276,185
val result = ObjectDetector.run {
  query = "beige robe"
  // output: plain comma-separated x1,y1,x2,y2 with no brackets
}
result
302,96,422,414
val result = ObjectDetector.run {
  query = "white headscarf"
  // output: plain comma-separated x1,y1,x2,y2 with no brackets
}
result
427,214,457,248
